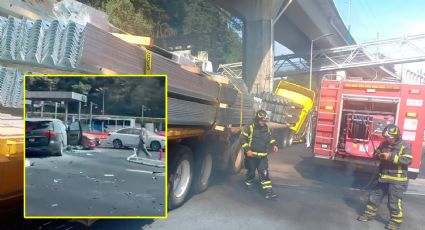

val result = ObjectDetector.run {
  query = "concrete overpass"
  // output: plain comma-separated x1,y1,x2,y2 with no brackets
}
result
214,0,355,92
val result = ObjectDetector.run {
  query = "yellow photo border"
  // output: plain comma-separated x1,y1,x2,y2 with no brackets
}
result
23,74,168,219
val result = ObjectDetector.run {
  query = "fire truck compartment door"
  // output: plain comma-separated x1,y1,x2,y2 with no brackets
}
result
342,95,399,103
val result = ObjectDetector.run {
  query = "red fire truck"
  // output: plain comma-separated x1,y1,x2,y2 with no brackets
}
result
313,79,425,179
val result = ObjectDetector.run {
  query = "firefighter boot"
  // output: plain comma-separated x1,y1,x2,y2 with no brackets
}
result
244,179,254,191
264,188,279,199
357,213,375,222
385,221,400,230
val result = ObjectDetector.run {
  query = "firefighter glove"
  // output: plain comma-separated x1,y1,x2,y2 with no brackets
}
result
379,152,391,160
246,150,254,157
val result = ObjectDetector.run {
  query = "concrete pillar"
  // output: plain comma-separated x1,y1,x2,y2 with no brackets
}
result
244,19,273,93
214,0,287,93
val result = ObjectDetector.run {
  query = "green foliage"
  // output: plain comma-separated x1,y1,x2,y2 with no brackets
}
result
104,0,154,36
82,0,242,67
180,0,242,66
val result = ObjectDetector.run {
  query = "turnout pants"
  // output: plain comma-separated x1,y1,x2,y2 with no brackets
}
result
364,181,407,225
137,139,151,157
244,156,272,190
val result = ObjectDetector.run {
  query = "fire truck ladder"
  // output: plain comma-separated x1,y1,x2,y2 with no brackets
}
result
274,34,425,83
314,81,341,158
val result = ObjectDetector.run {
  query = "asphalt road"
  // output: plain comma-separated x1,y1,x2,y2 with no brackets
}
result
4,144,425,230
25,147,165,217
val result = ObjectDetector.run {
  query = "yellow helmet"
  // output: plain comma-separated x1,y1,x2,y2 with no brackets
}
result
382,124,401,138
255,110,269,121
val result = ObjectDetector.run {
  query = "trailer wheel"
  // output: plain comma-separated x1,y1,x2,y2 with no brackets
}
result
193,151,213,193
169,145,194,209
282,129,289,148
227,138,244,174
287,130,294,146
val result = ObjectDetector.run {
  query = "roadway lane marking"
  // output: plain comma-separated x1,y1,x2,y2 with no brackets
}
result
125,169,165,176
126,169,155,174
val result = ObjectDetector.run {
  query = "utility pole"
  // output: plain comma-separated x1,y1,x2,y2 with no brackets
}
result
54,102,58,119
90,102,93,131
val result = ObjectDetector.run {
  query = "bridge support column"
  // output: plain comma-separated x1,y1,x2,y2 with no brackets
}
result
215,0,288,93
244,19,273,94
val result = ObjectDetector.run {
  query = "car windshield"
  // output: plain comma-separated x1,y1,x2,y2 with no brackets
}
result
26,121,52,133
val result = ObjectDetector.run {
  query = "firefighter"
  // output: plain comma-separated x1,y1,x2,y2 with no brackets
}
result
241,110,279,199
357,124,412,230
137,124,152,158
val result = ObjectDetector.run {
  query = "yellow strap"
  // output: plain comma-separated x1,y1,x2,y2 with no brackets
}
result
242,132,249,137
242,143,249,148
142,47,152,74
400,154,412,159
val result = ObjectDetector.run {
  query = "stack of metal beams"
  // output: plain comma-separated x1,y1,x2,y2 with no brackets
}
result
225,77,255,126
0,16,255,127
259,92,301,126
0,66,24,108
0,16,84,69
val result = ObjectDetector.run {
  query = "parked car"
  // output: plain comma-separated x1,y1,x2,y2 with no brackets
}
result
106,128,165,151
26,119,82,156
82,132,101,150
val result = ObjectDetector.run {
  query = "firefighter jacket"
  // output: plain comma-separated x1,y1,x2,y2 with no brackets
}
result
241,122,277,157
373,139,413,184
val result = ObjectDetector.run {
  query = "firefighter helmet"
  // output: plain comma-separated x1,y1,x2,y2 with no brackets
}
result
382,124,401,139
255,110,269,121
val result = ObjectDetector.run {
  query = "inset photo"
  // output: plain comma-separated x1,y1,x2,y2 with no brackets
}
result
24,75,167,218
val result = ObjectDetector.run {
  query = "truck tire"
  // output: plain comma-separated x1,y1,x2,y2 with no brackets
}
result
169,145,194,209
287,130,294,146
227,138,244,174
192,151,213,193
282,129,289,148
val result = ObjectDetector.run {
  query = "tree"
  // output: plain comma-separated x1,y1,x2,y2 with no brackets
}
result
181,0,242,67
104,0,154,36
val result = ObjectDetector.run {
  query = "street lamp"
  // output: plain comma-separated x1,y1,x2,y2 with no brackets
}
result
309,33,334,90
95,88,105,115
141,105,150,124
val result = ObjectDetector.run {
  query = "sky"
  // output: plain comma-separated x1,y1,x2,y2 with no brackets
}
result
333,0,425,73
333,0,425,42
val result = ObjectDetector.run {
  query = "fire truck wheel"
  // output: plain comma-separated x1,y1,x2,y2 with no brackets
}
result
193,151,213,193
169,145,194,210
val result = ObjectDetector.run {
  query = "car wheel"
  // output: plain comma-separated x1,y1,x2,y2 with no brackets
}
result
113,139,123,149
55,142,64,156
151,141,161,152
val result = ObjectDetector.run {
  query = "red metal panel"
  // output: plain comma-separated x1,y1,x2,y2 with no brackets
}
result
318,112,336,121
315,136,333,144
397,84,425,170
